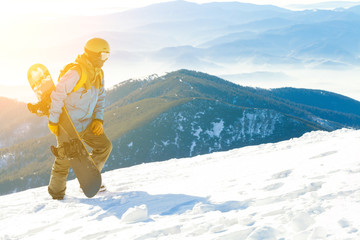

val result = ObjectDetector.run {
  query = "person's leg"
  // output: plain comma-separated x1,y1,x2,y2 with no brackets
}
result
48,131,71,200
81,127,112,172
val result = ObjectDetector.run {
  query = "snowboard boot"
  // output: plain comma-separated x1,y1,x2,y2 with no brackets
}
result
99,184,106,192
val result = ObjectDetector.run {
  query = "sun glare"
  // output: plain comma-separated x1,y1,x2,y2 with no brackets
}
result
1,0,360,101
0,0,173,18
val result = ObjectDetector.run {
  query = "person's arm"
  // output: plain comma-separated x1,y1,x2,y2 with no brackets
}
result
93,75,106,122
49,70,80,124
90,75,106,136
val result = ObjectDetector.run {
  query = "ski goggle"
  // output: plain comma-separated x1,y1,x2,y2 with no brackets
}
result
100,52,110,61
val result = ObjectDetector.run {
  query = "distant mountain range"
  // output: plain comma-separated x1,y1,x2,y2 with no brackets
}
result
97,1,360,70
288,1,360,10
16,0,360,88
1,69,360,195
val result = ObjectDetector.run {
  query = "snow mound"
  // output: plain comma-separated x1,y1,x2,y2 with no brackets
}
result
121,204,148,223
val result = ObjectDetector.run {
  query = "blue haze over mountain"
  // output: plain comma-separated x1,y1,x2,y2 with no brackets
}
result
95,1,360,67
31,1,360,69
7,1,360,101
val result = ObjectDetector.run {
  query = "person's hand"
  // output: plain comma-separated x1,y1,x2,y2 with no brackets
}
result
91,119,104,136
48,121,59,136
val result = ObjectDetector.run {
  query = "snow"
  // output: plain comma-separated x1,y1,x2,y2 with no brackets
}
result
192,126,202,139
238,110,281,139
190,141,196,156
179,79,194,90
206,119,224,138
0,153,14,169
121,204,149,223
2,129,360,239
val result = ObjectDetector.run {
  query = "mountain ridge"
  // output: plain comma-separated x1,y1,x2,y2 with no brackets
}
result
1,69,360,195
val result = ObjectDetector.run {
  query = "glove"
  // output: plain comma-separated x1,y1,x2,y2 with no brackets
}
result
48,121,59,136
91,119,104,136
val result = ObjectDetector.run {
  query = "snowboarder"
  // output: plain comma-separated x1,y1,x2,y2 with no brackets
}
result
47,38,113,200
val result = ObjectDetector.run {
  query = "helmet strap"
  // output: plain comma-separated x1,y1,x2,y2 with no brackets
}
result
84,50,105,68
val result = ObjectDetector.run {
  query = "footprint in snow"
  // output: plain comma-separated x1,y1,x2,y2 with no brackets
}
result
310,151,338,159
271,169,293,180
263,182,284,191
338,218,358,234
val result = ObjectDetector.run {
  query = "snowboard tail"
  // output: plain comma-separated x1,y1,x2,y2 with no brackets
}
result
59,107,101,198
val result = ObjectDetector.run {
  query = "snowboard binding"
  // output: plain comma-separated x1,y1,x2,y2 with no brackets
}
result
27,100,51,117
51,139,88,159
27,63,56,117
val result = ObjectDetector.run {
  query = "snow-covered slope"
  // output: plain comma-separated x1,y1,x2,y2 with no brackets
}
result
2,129,360,239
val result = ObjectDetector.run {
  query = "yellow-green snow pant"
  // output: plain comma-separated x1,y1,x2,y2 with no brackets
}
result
48,126,112,200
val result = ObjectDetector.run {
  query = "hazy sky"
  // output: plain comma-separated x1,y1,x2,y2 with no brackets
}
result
2,0,360,101
2,0,360,17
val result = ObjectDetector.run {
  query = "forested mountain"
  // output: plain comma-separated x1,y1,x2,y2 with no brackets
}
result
1,70,360,195
0,98,48,148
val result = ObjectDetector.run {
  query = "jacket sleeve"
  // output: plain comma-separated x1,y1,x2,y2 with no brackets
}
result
49,70,80,124
93,76,106,121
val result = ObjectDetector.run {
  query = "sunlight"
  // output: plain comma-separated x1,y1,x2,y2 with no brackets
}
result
0,0,170,17
1,0,360,101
